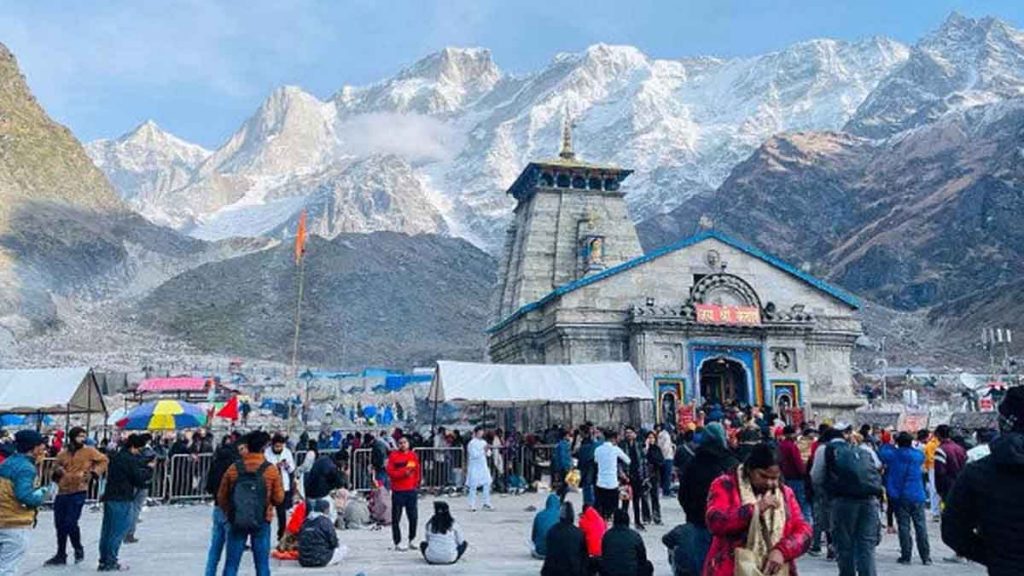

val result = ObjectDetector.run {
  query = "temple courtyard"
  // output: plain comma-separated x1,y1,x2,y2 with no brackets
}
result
20,492,982,575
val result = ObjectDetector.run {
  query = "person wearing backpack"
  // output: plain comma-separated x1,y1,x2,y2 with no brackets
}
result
813,424,883,576
217,431,285,576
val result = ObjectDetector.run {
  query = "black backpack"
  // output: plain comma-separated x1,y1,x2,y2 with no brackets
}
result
825,442,883,499
229,461,271,533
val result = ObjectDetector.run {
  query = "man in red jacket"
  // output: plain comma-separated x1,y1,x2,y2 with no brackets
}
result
385,436,421,551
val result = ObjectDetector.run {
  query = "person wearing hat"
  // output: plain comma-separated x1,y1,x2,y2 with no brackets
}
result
942,386,1024,576
46,426,108,566
0,430,49,575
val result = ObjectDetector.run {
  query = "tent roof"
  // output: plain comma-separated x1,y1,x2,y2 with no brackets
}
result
137,377,209,393
430,361,650,406
0,367,106,414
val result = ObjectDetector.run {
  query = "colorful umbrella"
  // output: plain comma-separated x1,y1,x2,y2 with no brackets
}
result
117,399,207,430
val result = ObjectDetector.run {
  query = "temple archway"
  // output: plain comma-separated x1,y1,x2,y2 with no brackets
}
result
699,356,749,405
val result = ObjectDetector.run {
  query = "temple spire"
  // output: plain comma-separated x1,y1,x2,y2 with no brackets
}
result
559,104,575,160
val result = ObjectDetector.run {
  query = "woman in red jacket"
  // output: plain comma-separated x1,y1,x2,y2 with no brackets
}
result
704,443,811,575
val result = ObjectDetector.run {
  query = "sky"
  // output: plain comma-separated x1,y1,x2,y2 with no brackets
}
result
1,0,1022,149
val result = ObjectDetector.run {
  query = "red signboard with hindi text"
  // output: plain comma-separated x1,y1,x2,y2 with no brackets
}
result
695,304,761,326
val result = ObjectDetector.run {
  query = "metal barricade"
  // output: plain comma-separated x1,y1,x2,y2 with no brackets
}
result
348,448,373,492
415,447,465,491
166,453,214,501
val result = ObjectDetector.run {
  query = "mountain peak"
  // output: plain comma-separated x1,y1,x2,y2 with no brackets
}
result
399,46,499,83
927,12,1016,48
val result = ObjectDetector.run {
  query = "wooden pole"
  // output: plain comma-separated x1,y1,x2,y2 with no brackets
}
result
290,254,308,378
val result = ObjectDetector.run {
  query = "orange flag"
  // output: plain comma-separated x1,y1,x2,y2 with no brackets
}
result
294,210,308,264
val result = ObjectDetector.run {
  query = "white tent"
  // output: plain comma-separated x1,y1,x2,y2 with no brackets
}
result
0,367,106,414
429,361,650,407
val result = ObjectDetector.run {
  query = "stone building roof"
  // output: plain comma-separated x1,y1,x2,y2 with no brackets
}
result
487,229,861,334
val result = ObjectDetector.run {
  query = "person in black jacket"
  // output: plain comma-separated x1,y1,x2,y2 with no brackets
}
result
942,387,1024,576
599,508,653,576
620,427,650,531
644,431,663,526
304,451,346,500
541,501,588,576
576,424,598,508
123,433,155,543
204,433,241,576
97,434,149,571
677,423,738,573
298,499,344,567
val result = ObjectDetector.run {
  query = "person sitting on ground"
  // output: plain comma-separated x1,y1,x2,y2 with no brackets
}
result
541,501,588,576
578,503,606,559
530,493,561,559
419,500,468,564
297,499,347,567
332,489,370,530
599,508,654,576
704,443,810,576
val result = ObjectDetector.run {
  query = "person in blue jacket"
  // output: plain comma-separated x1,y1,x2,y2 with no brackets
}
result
0,430,49,574
881,431,931,565
531,494,561,559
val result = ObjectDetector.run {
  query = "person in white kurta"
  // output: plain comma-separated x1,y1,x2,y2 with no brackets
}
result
465,427,493,511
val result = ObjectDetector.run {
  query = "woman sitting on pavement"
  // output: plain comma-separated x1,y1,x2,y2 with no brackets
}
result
704,443,811,576
541,501,589,576
419,501,468,564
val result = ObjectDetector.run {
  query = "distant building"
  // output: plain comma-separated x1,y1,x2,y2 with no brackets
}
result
488,120,864,421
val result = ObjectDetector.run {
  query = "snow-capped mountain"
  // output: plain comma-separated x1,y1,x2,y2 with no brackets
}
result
846,13,1024,138
85,121,209,213
92,31,912,249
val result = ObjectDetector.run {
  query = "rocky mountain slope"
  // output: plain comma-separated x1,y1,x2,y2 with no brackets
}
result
90,38,909,249
847,13,1024,138
0,41,497,371
136,232,495,369
0,40,134,343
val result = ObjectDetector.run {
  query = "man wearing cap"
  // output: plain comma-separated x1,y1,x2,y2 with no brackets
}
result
46,426,108,566
0,430,50,575
942,386,1024,576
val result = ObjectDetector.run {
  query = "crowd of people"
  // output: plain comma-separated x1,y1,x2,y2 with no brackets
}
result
0,385,1023,575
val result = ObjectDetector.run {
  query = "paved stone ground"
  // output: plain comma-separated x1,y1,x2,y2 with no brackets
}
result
21,492,983,575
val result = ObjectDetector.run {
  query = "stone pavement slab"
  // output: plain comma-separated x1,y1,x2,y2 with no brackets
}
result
20,493,984,575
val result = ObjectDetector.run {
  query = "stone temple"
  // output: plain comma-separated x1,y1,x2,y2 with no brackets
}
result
487,123,864,422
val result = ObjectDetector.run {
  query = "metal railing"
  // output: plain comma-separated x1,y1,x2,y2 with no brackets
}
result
32,443,560,504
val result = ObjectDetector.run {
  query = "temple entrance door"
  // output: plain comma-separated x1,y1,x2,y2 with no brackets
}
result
699,357,749,405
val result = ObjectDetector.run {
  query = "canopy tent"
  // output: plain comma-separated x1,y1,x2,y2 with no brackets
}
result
136,377,209,393
0,367,106,415
429,361,650,407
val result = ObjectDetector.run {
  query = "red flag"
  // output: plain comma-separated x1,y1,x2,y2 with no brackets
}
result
216,395,239,421
294,210,308,264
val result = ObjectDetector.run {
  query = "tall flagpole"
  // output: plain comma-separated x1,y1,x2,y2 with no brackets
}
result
290,254,306,378
290,210,309,380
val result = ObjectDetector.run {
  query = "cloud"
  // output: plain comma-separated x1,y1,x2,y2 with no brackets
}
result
336,112,464,163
